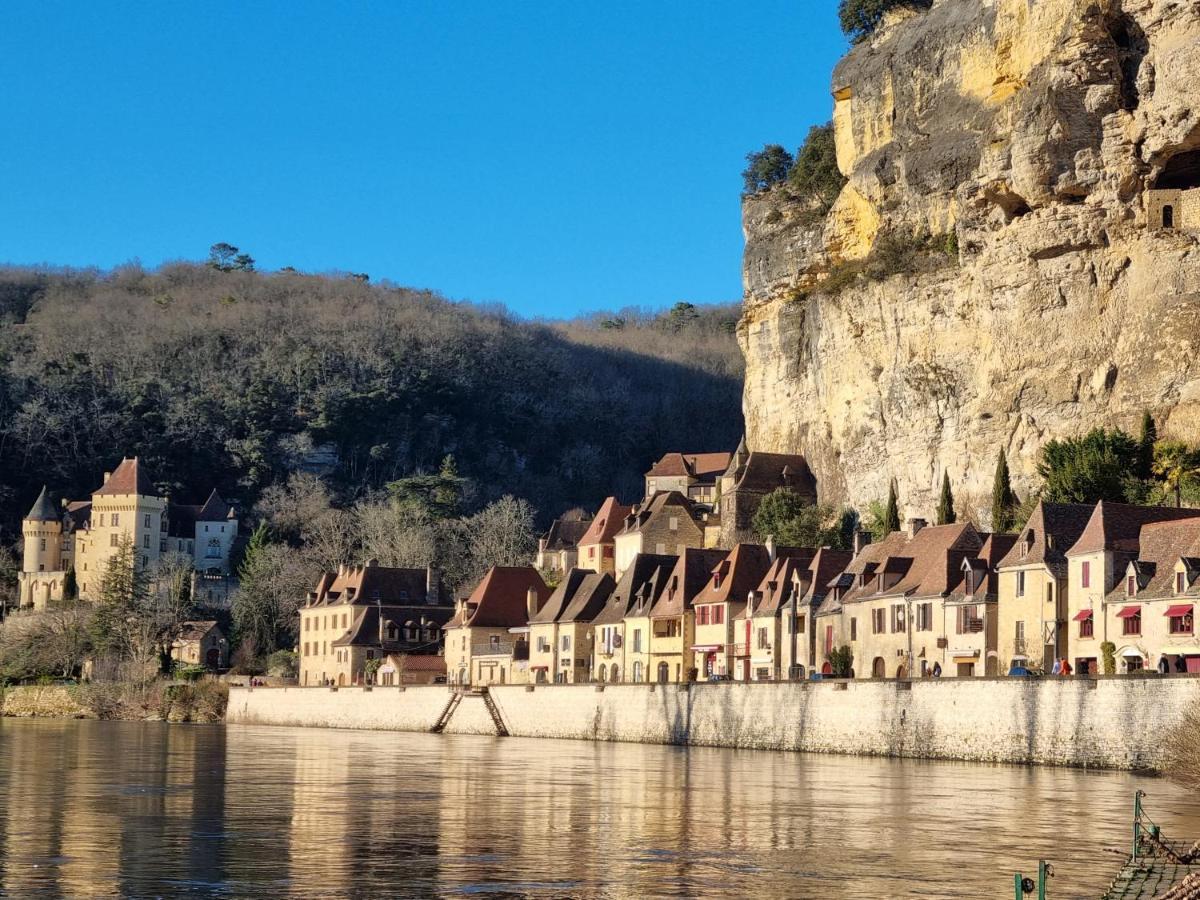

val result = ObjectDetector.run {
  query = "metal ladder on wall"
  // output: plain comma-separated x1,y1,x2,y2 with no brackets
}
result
430,689,463,733
478,687,509,737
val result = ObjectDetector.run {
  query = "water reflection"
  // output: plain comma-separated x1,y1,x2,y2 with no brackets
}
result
0,719,1196,898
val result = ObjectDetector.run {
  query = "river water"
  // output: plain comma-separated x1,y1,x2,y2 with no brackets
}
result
0,720,1196,899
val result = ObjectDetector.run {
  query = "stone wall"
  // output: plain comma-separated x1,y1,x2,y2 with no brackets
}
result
228,676,1200,771
1,685,92,719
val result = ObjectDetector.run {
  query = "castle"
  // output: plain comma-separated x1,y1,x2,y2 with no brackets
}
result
19,457,238,610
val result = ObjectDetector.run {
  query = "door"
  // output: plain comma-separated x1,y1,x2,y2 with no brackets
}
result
872,657,885,679
657,662,669,683
205,647,220,669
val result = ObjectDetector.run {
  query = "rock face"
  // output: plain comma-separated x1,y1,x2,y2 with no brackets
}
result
740,0,1200,521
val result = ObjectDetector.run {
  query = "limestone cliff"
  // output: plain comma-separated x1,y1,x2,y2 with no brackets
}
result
740,0,1200,521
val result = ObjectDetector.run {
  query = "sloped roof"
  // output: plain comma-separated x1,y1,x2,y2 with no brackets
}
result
692,543,774,619
996,501,1099,574
560,572,618,623
387,653,447,673
645,451,732,480
25,486,58,522
618,490,698,536
577,496,632,546
1105,518,1200,602
841,523,982,603
529,568,593,625
648,548,730,618
167,504,200,539
332,605,450,649
93,457,156,497
451,566,550,629
591,554,676,625
309,562,449,608
1067,502,1200,556
198,489,233,521
541,514,592,552
947,532,1018,601
730,452,817,497
64,501,91,531
748,555,813,618
177,620,221,642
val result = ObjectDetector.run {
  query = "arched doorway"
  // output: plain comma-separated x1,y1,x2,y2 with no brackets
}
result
610,665,620,683
598,665,607,683
1164,205,1175,228
337,673,346,686
458,668,467,685
657,662,669,683
985,654,999,677
872,657,886,679
632,661,643,683
896,663,908,680
821,661,832,675
205,647,220,668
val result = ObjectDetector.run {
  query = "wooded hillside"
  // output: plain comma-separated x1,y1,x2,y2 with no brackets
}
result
0,264,743,539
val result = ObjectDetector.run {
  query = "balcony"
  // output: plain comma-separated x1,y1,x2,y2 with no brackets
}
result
733,643,750,658
472,641,527,659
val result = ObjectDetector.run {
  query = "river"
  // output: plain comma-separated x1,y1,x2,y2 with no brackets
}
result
0,719,1196,898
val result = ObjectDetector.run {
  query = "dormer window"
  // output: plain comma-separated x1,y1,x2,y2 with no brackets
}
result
1127,575,1136,597
1178,572,1187,594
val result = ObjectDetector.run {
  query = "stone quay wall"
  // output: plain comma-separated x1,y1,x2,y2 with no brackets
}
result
226,676,1200,770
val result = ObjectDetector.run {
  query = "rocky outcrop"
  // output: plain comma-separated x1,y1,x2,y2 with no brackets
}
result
741,0,1200,520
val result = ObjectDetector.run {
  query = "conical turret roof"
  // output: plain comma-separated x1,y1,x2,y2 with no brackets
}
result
25,486,58,522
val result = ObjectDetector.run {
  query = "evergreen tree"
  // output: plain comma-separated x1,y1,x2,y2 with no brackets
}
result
62,566,78,602
386,454,470,521
936,472,956,525
741,144,793,195
91,536,150,659
1137,410,1158,479
992,450,1017,532
1037,428,1139,504
1152,441,1200,509
883,481,900,534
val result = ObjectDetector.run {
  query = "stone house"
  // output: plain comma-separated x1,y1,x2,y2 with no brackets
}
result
19,458,238,609
1146,150,1200,232
590,553,675,684
941,533,1017,677
534,509,592,575
1100,518,1200,674
643,451,732,506
528,568,608,683
760,546,855,680
645,548,729,683
995,501,1094,673
442,566,550,687
834,520,985,680
717,440,817,545
1063,502,1200,674
575,496,631,576
691,543,776,680
298,561,453,687
170,620,228,670
613,491,707,578
376,652,447,685
744,551,815,681
545,571,616,684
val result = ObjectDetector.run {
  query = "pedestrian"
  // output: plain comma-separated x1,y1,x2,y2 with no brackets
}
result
1176,655,1188,674
1051,658,1061,675
1158,655,1170,675
931,661,942,678
1060,658,1073,676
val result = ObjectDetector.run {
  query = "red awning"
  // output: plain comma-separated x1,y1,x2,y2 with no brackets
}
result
1116,606,1142,619
529,665,549,670
1072,609,1093,621
1164,604,1194,618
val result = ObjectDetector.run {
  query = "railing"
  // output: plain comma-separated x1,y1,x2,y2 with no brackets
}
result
471,641,523,656
732,643,749,657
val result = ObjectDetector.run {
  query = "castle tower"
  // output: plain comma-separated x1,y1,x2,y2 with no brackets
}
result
20,486,65,609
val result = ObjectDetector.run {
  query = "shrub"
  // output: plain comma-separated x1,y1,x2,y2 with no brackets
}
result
742,144,794,195
828,645,854,678
1164,698,1200,787
839,0,933,43
1101,642,1116,675
266,649,298,678
752,489,856,549
1038,428,1140,504
176,664,207,683
788,123,845,220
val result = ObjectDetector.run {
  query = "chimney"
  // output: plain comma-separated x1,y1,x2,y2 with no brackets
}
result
765,534,776,562
853,529,871,556
377,593,385,645
103,471,111,484
526,586,539,620
538,536,548,553
426,566,441,606
907,518,927,538
366,558,379,568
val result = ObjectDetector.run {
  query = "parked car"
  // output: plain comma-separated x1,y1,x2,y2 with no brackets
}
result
1007,660,1041,677
707,673,731,682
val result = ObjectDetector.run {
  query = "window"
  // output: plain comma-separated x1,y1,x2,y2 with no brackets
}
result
1081,561,1091,589
589,547,596,559
537,637,550,653
1178,572,1187,594
1123,611,1142,636
110,533,119,547
303,642,309,656
872,609,886,635
633,629,642,652
1016,571,1025,597
655,542,666,555
111,513,119,527
1015,620,1025,644
604,546,614,558
891,605,906,633
915,603,933,632
160,540,167,553
1164,204,1175,229
713,606,724,625
99,514,105,527
957,605,981,634
144,514,151,528
698,606,709,625
1127,575,1136,596
143,534,150,549
366,650,375,660
561,635,570,651
1170,610,1194,635
756,627,769,649
850,618,857,641
39,538,46,552
797,614,805,634
1079,615,1094,636
668,516,678,531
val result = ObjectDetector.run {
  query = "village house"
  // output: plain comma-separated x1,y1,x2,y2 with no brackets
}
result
829,520,985,680
691,543,776,680
534,509,592,575
170,620,228,670
995,502,1094,673
717,438,817,545
1063,502,1200,674
756,546,855,680
443,566,550,687
591,553,675,683
941,532,1018,677
19,458,239,609
545,571,616,683
643,451,732,507
1100,517,1200,674
613,491,707,578
645,548,729,683
298,560,453,687
574,496,631,576
376,652,447,685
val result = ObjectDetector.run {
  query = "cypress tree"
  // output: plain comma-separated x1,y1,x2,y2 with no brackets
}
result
992,450,1016,532
62,566,78,602
1137,410,1157,480
883,481,901,533
936,472,956,525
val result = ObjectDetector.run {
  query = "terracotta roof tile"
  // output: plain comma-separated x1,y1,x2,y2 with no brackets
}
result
1067,501,1200,556
454,566,550,629
93,457,156,496
645,451,733,480
692,543,774,618
1104,518,1200,603
577,496,632,547
648,548,730,619
592,554,676,625
841,524,982,604
730,452,817,497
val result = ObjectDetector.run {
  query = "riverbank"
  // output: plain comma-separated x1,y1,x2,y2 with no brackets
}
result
1,682,228,723
227,675,1200,771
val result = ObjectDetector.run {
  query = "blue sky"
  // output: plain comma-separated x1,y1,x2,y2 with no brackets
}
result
1,2,847,318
